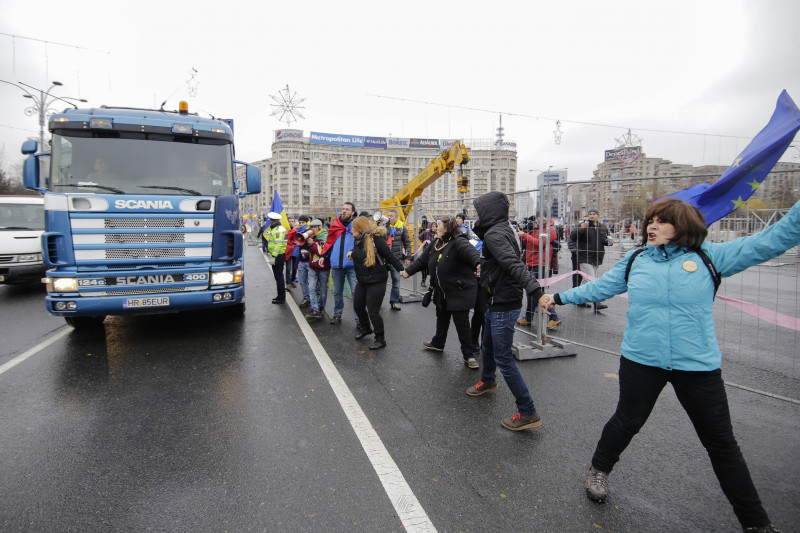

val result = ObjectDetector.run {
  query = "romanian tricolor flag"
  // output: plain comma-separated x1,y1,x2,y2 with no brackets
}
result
270,191,291,231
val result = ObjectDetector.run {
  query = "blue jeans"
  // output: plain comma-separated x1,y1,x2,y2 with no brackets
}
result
330,267,358,322
307,268,329,313
389,266,401,305
297,261,310,301
481,308,536,416
525,267,559,322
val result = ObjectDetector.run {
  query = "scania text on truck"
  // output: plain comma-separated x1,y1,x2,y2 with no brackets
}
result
22,101,261,328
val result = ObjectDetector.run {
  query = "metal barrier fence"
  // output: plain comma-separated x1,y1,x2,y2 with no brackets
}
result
406,179,799,403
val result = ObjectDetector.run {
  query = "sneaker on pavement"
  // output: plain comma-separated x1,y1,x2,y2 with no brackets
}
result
464,356,479,369
742,525,782,532
594,302,608,311
305,310,322,321
299,299,310,308
329,315,342,325
547,320,562,330
585,467,609,503
516,318,531,326
466,380,498,396
390,302,401,311
501,412,542,431
422,341,444,352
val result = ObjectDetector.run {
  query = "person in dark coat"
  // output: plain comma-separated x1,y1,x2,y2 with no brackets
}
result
568,207,613,311
347,216,405,350
466,191,551,431
402,216,481,368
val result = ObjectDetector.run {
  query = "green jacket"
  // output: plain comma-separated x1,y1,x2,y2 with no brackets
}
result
264,223,287,257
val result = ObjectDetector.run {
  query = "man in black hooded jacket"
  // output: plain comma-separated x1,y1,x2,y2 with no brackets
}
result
466,191,551,431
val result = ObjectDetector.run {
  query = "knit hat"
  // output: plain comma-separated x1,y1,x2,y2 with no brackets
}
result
587,207,599,215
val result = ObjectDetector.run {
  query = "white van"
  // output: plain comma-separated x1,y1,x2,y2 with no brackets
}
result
0,195,46,284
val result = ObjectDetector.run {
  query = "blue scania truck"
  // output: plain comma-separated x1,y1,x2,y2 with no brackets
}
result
22,101,261,328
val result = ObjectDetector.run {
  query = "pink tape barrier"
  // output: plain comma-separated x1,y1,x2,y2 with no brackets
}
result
537,270,800,331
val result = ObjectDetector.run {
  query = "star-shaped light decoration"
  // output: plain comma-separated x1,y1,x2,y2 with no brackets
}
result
270,84,306,127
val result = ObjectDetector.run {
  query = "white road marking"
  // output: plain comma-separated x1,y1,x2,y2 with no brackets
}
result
0,327,71,376
263,253,436,532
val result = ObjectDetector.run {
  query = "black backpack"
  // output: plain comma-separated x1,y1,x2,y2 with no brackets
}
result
624,248,721,299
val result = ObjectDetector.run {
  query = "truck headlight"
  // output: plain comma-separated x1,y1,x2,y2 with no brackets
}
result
52,277,78,292
210,270,243,286
19,253,42,262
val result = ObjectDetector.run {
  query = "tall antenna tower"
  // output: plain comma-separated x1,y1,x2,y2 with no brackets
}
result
269,84,306,127
496,114,505,145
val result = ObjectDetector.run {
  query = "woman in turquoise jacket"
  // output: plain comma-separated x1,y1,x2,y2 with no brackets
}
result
545,197,800,533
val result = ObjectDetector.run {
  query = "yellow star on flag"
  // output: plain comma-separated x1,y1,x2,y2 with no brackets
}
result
732,196,747,210
732,157,743,168
747,179,762,191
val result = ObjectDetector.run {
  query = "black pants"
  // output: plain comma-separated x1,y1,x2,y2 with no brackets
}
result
271,253,286,301
471,286,487,349
353,281,387,337
571,251,582,288
592,356,770,528
431,306,474,358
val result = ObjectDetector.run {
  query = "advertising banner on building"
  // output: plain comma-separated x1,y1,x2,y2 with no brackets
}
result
387,137,410,149
495,141,517,150
440,139,459,150
275,129,304,142
410,138,439,149
310,132,365,147
364,136,387,149
605,146,642,162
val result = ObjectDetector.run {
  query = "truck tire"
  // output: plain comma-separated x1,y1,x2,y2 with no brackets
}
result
65,315,106,329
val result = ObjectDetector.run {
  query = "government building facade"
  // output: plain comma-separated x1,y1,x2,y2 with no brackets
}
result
240,129,518,221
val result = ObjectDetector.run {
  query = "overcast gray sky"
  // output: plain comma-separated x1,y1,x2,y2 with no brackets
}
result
2,0,799,189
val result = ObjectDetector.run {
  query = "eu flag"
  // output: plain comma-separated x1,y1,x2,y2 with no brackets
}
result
270,191,291,231
669,90,800,226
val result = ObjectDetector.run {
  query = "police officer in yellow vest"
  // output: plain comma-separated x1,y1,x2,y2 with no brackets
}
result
264,211,288,304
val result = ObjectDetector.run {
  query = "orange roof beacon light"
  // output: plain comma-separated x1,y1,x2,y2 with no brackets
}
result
179,101,189,115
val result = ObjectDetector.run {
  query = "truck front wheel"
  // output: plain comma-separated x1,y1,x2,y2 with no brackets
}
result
65,316,106,329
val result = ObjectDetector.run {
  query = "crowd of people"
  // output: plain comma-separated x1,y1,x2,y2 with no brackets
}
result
256,192,800,533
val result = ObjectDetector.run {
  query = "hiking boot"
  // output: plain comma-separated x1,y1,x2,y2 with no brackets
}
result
299,299,310,308
501,412,542,431
329,315,342,325
516,318,531,326
594,302,608,311
422,341,444,352
547,320,562,330
466,380,498,396
369,336,386,350
355,327,373,340
585,467,609,503
390,302,401,311
742,525,781,532
464,356,479,369
305,310,322,321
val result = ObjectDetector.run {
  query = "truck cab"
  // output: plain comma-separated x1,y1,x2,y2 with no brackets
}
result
22,102,261,328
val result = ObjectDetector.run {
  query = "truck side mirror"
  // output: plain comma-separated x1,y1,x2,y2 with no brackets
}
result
21,140,38,154
23,155,45,192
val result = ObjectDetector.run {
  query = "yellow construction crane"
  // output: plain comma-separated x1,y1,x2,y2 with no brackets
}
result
380,141,470,226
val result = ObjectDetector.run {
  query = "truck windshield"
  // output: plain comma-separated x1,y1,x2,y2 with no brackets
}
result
49,134,234,196
0,202,45,231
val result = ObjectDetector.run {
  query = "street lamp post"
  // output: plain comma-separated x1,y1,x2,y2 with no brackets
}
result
1,80,87,150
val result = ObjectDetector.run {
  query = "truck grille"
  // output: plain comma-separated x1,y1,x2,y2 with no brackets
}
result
105,218,185,228
106,248,186,259
105,233,186,244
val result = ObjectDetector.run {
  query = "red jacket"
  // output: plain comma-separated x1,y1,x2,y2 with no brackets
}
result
520,226,557,269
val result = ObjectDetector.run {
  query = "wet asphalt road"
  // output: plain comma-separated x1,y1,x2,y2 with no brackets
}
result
0,245,798,532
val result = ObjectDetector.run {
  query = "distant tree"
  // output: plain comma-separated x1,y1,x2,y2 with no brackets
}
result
0,163,30,195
